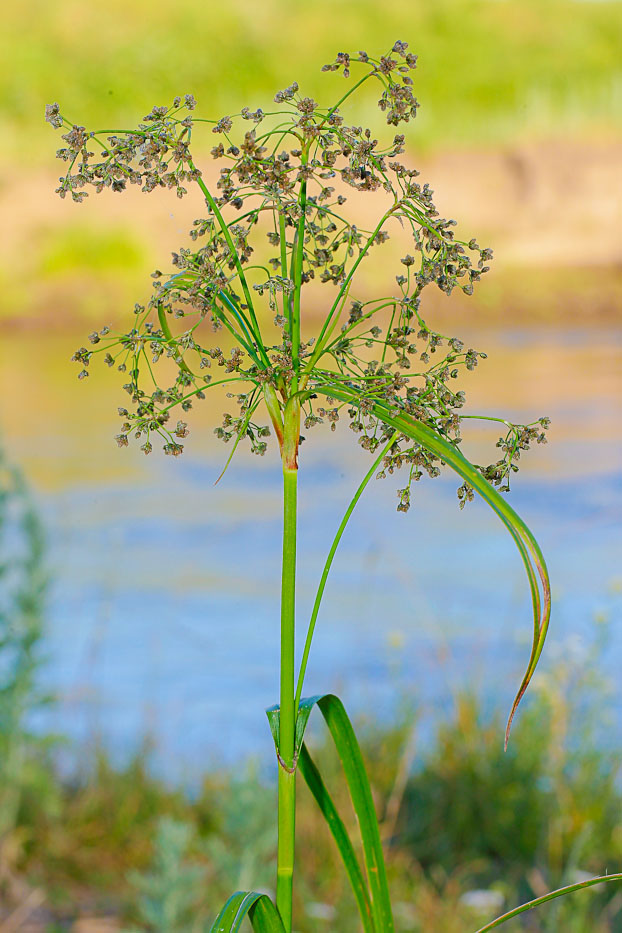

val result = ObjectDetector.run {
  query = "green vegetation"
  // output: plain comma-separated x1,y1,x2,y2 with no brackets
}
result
2,624,622,931
0,445,52,857
4,0,621,327
38,225,146,279
5,0,622,164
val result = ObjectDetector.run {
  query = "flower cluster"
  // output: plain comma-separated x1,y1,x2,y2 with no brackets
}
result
50,41,549,508
322,41,419,125
50,97,198,202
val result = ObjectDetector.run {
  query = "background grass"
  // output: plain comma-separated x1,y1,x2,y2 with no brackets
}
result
4,0,622,163
2,0,621,326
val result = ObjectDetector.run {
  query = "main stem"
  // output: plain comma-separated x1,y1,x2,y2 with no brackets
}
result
277,402,300,932
277,145,306,929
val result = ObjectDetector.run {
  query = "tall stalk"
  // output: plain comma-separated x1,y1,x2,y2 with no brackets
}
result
276,401,300,932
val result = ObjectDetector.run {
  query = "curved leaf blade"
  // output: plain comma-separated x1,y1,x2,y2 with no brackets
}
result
294,432,400,712
316,694,394,933
214,399,260,486
298,743,375,933
268,697,374,932
266,694,322,761
315,385,551,745
210,891,286,933
473,874,622,932
267,694,394,933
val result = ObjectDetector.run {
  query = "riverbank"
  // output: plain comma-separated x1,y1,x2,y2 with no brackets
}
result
1,137,620,332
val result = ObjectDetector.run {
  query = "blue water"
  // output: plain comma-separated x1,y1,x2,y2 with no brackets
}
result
31,438,621,781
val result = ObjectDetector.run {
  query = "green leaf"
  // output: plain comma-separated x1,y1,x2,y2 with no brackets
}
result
314,695,394,933
473,873,622,932
267,694,394,933
266,694,320,762
158,274,264,368
210,891,286,933
298,744,374,933
294,431,400,713
214,398,260,486
315,385,551,746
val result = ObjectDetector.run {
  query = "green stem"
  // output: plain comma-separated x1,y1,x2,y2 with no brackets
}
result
156,304,192,374
473,874,622,932
276,406,300,932
279,212,290,336
277,767,296,933
317,72,371,130
264,384,284,451
291,148,308,383
188,161,270,366
303,204,400,374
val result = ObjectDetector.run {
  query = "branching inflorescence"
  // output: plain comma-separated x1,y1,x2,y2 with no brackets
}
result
48,41,548,512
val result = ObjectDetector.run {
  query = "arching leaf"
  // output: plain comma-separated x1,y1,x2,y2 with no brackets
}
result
315,385,551,745
473,874,622,932
299,744,375,933
210,891,286,933
267,694,394,933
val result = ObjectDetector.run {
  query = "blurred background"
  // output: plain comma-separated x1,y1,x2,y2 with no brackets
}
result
1,0,621,929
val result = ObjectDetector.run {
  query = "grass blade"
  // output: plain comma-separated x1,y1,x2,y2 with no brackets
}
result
210,891,286,933
190,167,266,352
316,694,394,933
298,743,375,933
472,874,622,932
214,397,260,486
157,273,265,368
294,431,400,712
315,385,551,745
267,693,395,933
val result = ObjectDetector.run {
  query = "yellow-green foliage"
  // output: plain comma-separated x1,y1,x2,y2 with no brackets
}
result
4,0,622,163
3,1,620,325
38,225,146,278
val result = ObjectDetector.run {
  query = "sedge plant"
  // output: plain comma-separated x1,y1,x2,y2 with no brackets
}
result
46,42,621,932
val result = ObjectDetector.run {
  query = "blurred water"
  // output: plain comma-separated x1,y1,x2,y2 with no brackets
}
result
1,326,621,780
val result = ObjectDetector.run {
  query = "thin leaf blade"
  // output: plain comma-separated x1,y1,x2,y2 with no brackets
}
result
315,385,551,743
267,697,375,931
473,874,622,932
267,694,395,933
316,694,394,933
298,743,374,933
210,891,286,933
